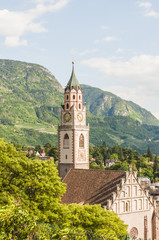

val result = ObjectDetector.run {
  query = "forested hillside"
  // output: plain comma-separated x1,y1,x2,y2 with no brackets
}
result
82,84,159,125
0,59,159,153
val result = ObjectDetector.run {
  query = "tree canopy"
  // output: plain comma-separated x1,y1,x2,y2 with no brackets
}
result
0,138,66,223
0,139,128,239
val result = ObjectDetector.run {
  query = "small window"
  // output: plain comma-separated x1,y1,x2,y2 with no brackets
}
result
79,95,81,100
79,134,84,148
139,199,142,210
126,202,129,212
79,104,81,109
73,95,75,100
63,134,69,149
66,95,69,100
65,155,67,159
66,103,69,109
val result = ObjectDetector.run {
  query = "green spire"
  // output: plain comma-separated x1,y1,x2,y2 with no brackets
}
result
65,62,81,90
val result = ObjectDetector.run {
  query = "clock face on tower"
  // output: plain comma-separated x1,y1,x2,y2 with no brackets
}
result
63,112,71,122
77,113,83,122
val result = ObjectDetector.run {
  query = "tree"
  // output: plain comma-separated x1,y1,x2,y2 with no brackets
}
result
34,144,42,153
67,204,128,239
106,161,129,171
0,139,128,239
110,153,118,160
153,155,159,181
48,146,58,161
0,200,36,240
147,147,154,161
44,142,52,155
0,139,66,224
118,147,124,161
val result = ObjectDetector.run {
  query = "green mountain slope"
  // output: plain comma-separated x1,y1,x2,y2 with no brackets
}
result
82,84,159,126
0,59,159,154
87,113,159,154
0,59,63,145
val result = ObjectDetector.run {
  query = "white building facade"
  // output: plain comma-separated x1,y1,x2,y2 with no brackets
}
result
109,169,155,239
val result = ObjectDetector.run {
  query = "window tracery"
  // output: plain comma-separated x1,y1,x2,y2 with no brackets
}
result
79,134,84,148
63,133,69,149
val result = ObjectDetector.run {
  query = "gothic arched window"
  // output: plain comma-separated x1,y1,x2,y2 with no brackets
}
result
79,134,84,148
63,133,69,149
126,202,129,212
66,103,69,109
66,95,69,100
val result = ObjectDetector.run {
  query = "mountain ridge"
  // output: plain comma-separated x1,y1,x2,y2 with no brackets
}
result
81,84,159,126
0,59,159,154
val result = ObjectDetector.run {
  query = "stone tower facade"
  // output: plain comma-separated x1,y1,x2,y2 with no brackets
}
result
58,63,89,179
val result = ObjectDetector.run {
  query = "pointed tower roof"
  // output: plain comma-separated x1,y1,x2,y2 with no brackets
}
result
65,62,81,90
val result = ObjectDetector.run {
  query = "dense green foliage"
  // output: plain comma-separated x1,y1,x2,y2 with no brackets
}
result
0,201,36,240
0,59,159,154
87,114,159,154
0,139,66,223
66,204,127,239
90,142,159,182
0,139,128,239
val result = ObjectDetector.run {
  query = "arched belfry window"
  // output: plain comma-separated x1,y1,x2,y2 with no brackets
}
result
79,134,84,148
63,133,69,149
73,95,75,99
66,103,69,109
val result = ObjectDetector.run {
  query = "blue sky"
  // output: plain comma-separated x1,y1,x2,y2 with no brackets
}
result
0,0,159,119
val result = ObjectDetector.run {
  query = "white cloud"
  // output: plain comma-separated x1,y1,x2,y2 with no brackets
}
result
81,55,159,116
138,2,152,8
79,49,98,56
0,0,70,47
81,55,159,82
145,10,158,17
138,1,159,18
94,36,117,44
104,36,117,42
5,36,27,47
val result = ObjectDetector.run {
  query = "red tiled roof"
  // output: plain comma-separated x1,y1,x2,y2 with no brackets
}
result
61,169,126,206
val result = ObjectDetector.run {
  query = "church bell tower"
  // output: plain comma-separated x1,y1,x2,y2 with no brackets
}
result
58,62,89,179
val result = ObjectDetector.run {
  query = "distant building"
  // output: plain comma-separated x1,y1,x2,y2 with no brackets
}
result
105,159,118,167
